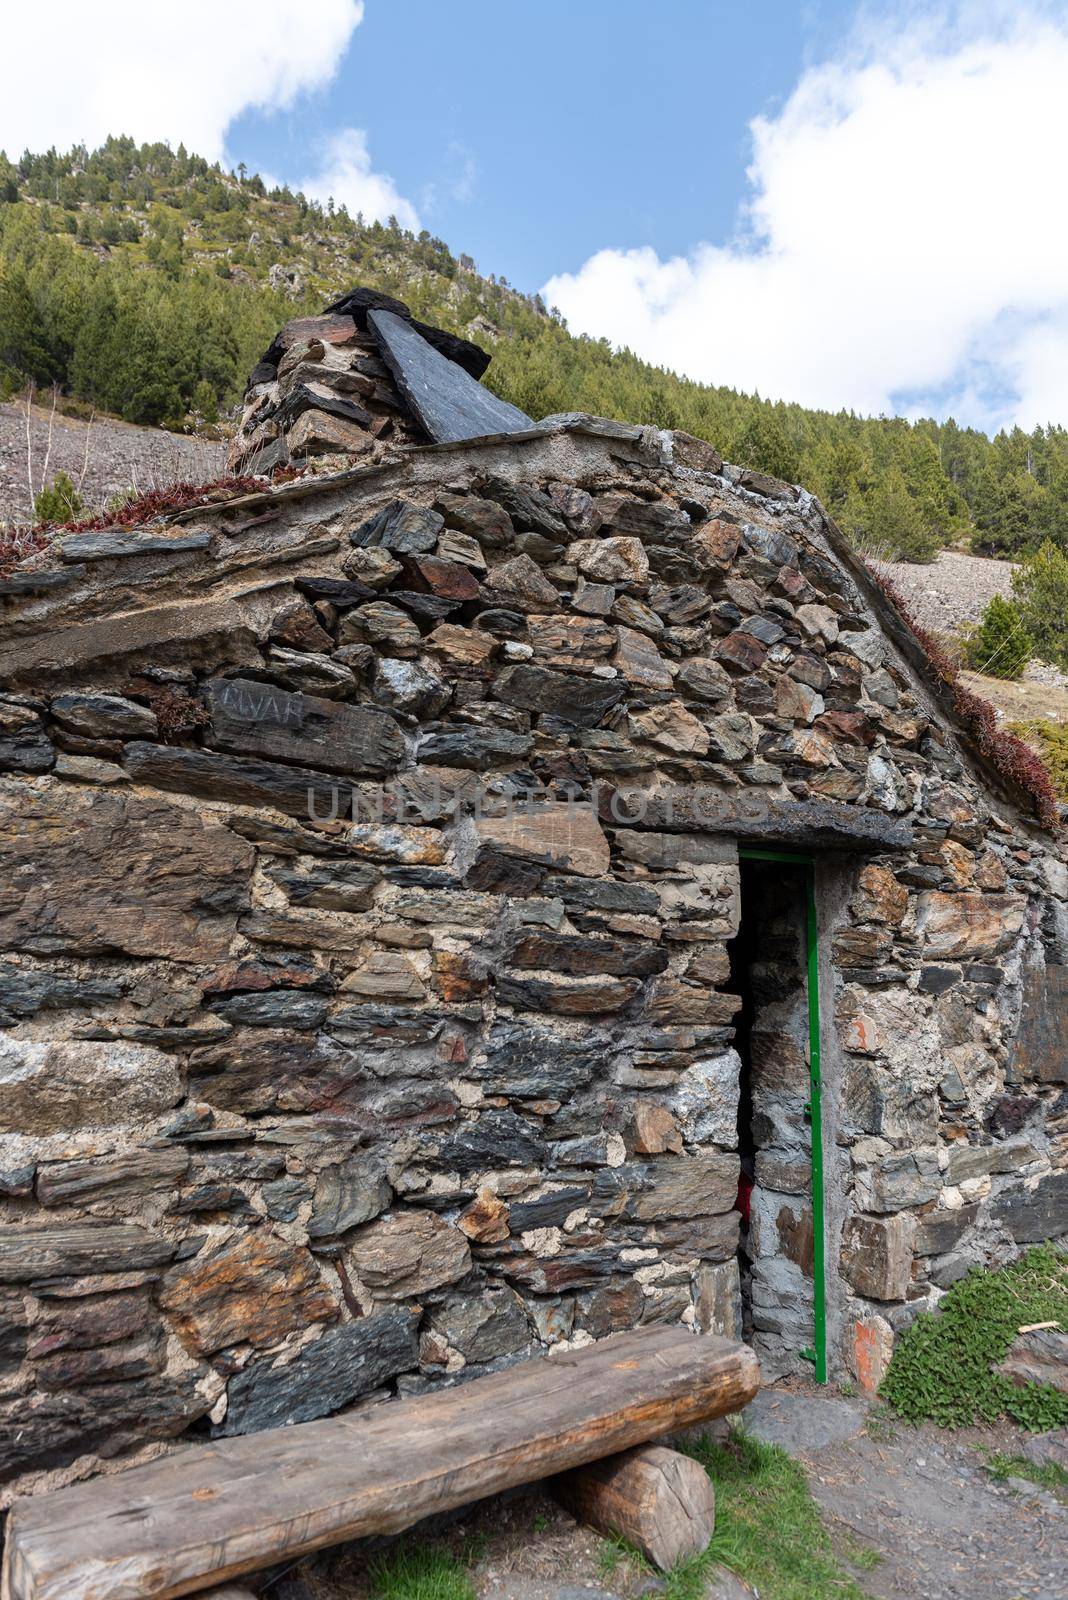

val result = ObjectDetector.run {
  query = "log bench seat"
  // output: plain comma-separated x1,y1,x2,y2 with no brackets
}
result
1,1323,759,1600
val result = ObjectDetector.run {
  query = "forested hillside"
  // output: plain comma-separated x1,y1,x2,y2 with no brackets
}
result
1,137,1066,561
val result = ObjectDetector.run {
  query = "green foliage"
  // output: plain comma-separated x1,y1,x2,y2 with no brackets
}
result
880,1245,1068,1430
730,408,801,482
1008,720,1068,801
33,470,83,524
675,1428,869,1600
1012,540,1068,669
963,594,1032,679
984,1451,1068,1495
848,465,940,563
2,138,1068,558
368,1540,476,1600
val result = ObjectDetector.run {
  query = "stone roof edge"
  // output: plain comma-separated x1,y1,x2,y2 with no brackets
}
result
808,494,1048,832
163,416,667,527
1,410,1051,832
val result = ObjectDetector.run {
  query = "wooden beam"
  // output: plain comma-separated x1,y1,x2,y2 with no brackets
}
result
552,1444,716,1571
2,1326,758,1600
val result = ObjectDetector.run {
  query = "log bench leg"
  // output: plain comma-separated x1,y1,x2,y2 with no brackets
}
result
551,1443,715,1572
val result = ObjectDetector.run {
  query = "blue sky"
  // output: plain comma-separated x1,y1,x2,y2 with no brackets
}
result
8,2,1068,432
226,1,859,293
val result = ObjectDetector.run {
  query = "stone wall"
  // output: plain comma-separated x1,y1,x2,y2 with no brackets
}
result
0,414,1065,1502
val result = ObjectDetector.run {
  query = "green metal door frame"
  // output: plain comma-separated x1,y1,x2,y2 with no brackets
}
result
738,847,827,1383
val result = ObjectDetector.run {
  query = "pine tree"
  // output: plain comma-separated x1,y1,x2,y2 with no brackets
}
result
730,409,801,482
862,467,939,563
1012,541,1068,669
964,595,1031,679
972,468,1047,555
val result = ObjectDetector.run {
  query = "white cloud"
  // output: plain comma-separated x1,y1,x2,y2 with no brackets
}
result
300,128,420,230
543,7,1068,432
0,0,365,164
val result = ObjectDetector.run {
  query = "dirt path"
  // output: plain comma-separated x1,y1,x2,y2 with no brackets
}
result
741,1387,1068,1600
0,399,227,526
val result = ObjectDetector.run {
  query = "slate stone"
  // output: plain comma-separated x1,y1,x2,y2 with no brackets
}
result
992,1172,1068,1241
274,383,372,432
368,309,533,444
261,1177,309,1223
604,788,914,851
0,1373,206,1480
123,742,353,820
0,726,54,773
347,1211,471,1299
57,531,211,562
0,567,85,596
508,1188,591,1232
50,692,157,742
0,963,123,1027
159,1231,339,1356
480,479,569,539
36,1150,190,1208
0,786,252,962
433,1109,543,1172
270,860,381,911
387,589,462,620
0,1224,175,1284
626,1153,740,1221
417,727,534,768
350,499,445,554
188,1028,363,1118
205,678,403,776
429,1287,532,1364
295,576,376,605
542,877,661,917
743,524,800,567
308,1155,392,1239
914,1204,979,1256
507,930,668,979
1011,964,1068,1084
210,991,329,1030
324,286,491,377
494,664,626,728
465,845,546,896
496,973,641,1016
472,805,611,878
217,1308,419,1435
469,1025,606,1099
840,1213,913,1300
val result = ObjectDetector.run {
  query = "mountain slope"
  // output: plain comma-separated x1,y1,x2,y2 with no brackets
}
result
1,137,1066,561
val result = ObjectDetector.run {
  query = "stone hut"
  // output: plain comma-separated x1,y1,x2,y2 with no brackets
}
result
0,294,1065,1503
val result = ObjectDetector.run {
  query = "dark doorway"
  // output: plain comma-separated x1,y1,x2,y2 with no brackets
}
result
728,858,817,1380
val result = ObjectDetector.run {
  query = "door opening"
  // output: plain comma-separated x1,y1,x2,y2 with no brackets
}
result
728,850,826,1382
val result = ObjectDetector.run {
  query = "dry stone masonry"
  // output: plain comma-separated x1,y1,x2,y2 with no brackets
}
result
0,301,1065,1503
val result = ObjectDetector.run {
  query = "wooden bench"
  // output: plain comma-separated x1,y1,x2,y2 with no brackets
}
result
2,1324,759,1600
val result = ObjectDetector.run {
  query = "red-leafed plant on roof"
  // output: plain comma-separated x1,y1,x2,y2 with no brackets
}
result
867,563,1059,830
0,470,306,576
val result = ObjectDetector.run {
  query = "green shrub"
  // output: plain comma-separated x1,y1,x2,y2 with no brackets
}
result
856,467,940,563
1008,720,1068,801
963,594,1032,678
880,1245,1068,1430
33,470,84,525
1013,540,1068,669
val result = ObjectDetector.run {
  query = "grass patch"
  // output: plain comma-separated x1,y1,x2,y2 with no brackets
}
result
675,1429,871,1600
879,1245,1068,1431
1008,719,1068,801
984,1451,1068,1496
368,1540,477,1600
